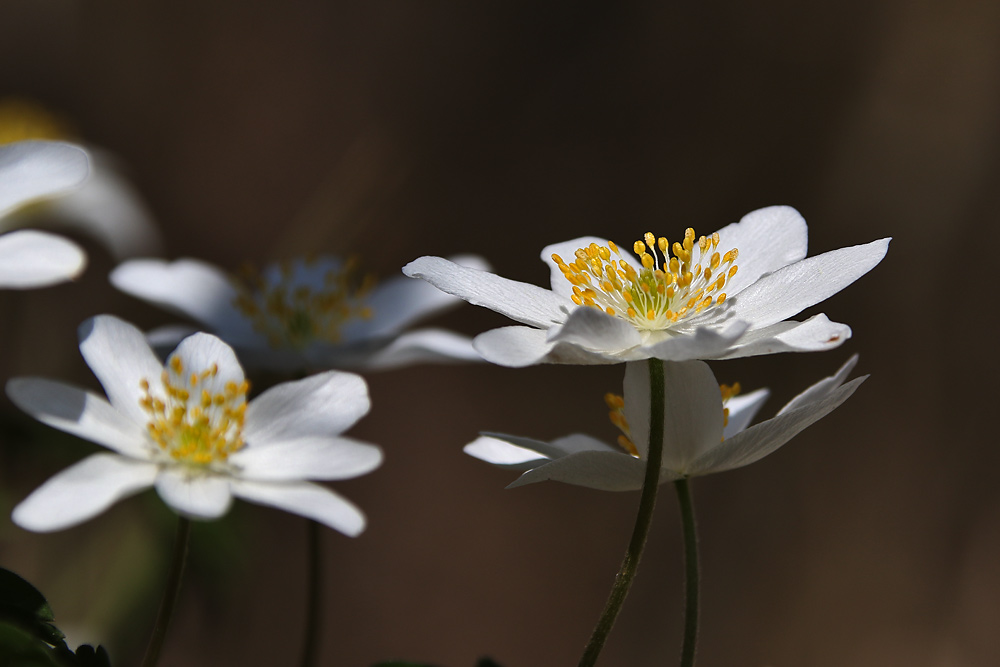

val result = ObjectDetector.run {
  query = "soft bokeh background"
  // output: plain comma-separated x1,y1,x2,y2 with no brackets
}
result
1,1,997,665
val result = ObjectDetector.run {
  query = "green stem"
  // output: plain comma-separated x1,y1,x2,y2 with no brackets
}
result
140,516,191,667
299,519,323,667
674,478,699,667
578,358,665,667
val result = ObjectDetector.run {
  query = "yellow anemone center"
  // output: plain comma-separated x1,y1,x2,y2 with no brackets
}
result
0,97,74,145
552,229,739,330
139,356,249,466
231,257,375,349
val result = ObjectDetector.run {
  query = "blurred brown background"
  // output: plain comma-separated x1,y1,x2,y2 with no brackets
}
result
1,1,997,665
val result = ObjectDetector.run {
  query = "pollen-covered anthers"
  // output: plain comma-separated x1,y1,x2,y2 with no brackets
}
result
719,382,741,429
604,393,639,457
552,229,738,330
139,356,249,466
231,256,375,349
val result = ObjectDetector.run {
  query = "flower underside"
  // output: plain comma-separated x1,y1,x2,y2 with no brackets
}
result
140,356,249,466
231,257,374,349
606,380,741,454
552,229,739,330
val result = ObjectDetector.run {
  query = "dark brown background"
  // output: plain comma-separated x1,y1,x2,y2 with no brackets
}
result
1,1,997,665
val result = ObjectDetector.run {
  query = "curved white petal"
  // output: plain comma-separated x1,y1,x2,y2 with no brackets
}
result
167,332,245,389
12,453,157,532
464,435,549,468
229,479,367,537
0,230,86,288
541,236,617,299
690,376,866,475
546,307,642,353
346,328,482,370
711,206,809,296
342,254,490,340
777,354,858,416
723,238,890,329
723,387,770,439
0,141,89,217
506,450,646,491
402,255,571,328
109,258,260,343
78,315,166,427
639,319,750,361
244,370,369,443
6,378,148,457
720,314,851,359
232,436,382,481
473,326,620,367
154,469,233,520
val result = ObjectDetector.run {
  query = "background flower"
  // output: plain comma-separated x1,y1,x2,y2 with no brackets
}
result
8,315,382,536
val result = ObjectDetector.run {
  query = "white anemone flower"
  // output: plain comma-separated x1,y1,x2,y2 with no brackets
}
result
465,355,864,490
8,315,383,536
0,141,89,288
403,206,890,366
110,254,490,372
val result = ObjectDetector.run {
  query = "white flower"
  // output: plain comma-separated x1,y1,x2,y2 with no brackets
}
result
110,254,490,372
403,206,890,366
465,355,864,490
8,315,383,536
0,141,89,288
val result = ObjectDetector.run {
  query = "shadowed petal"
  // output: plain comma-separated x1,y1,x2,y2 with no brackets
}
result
155,469,233,519
507,450,646,491
232,437,382,481
0,141,89,217
723,388,770,439
0,230,85,288
244,370,369,443
12,453,157,532
546,307,642,353
721,314,852,358
230,479,367,537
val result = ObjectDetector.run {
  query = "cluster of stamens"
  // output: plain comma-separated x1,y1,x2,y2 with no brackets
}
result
604,393,640,457
139,356,249,466
231,257,375,349
552,229,739,330
719,382,741,429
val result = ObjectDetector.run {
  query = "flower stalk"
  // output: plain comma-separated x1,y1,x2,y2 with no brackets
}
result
674,478,699,667
140,516,191,667
300,519,323,667
578,358,665,667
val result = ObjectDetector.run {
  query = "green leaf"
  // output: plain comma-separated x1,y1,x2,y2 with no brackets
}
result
0,622,60,667
0,568,66,648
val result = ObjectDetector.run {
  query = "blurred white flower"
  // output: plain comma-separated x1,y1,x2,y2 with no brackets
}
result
8,315,382,536
0,140,89,287
0,98,162,259
404,206,889,366
465,355,864,490
111,254,489,371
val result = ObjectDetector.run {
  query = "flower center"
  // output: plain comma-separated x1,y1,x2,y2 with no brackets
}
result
230,257,375,349
0,97,74,145
552,229,739,330
139,356,249,466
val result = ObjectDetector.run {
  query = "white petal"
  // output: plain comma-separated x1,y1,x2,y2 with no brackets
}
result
711,206,808,296
230,479,367,537
476,432,621,462
244,370,369,443
78,315,166,427
168,332,245,389
722,238,890,329
345,328,482,370
690,376,866,475
723,388,770,439
109,258,260,343
154,469,233,520
546,307,642,353
6,378,148,457
506,450,647,491
12,453,157,532
777,354,858,416
720,314,852,359
402,256,571,328
464,435,549,468
342,254,490,340
473,326,619,367
0,141,89,217
232,436,382,481
639,319,750,361
622,361,652,458
541,236,618,299
0,230,86,288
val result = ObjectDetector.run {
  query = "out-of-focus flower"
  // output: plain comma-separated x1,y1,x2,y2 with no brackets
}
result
0,98,162,259
465,355,864,490
8,315,382,536
0,140,89,287
403,206,890,366
111,254,490,371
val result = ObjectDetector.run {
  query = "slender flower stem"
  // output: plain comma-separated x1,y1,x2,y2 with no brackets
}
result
140,516,191,667
299,519,323,667
674,478,699,667
578,358,666,667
